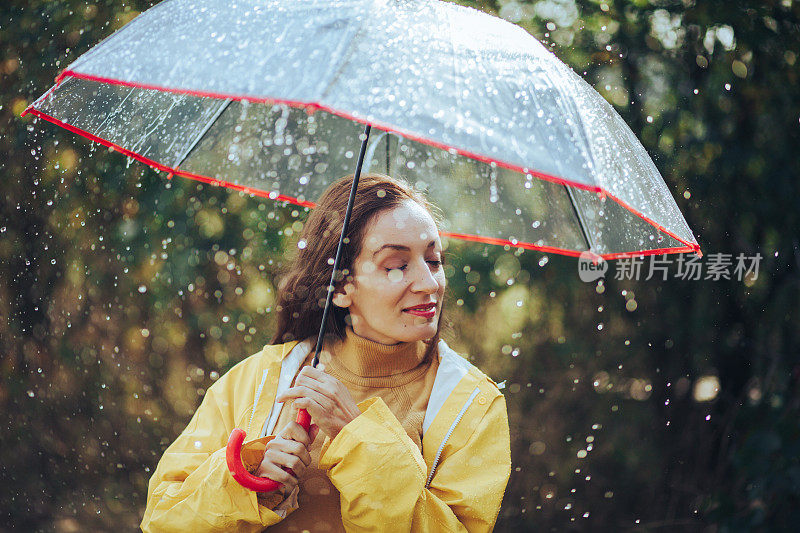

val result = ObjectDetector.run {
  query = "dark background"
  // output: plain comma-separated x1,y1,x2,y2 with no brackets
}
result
1,0,798,531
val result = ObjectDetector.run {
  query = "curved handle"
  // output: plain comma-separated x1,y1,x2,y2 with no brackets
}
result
226,408,312,492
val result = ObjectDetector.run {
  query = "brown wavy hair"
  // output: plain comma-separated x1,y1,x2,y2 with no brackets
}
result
270,174,444,360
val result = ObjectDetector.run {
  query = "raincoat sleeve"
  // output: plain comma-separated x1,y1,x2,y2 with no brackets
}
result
141,356,289,532
318,384,511,532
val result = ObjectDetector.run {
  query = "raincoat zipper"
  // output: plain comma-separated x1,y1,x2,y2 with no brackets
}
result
425,386,481,488
247,368,270,432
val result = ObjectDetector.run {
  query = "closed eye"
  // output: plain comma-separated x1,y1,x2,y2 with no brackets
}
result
385,260,441,272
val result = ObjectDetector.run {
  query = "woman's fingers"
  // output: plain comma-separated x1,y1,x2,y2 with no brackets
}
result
294,369,339,398
255,437,313,485
277,385,333,412
275,364,360,440
269,449,307,476
269,436,312,466
278,421,312,448
297,364,330,383
280,365,349,409
290,395,328,422
255,452,298,485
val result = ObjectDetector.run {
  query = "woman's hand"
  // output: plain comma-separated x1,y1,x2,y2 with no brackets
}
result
276,364,361,440
255,420,319,495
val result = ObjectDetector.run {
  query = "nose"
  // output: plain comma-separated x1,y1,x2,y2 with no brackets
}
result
410,258,440,294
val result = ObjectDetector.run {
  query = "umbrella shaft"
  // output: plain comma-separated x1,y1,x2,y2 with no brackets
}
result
312,124,372,367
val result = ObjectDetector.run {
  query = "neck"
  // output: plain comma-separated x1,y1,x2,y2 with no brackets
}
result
323,326,431,387
350,325,403,346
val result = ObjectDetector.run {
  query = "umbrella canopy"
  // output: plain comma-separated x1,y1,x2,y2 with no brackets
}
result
23,0,700,260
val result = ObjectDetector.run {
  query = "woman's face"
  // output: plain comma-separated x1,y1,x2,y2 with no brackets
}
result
333,199,446,345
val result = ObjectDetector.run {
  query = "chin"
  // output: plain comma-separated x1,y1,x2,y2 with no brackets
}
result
398,322,438,343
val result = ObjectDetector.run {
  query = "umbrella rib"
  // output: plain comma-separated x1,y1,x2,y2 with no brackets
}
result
171,98,233,169
316,4,367,102
564,184,594,252
362,130,388,172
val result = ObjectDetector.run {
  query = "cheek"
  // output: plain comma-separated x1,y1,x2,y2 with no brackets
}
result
357,274,406,303
436,272,447,293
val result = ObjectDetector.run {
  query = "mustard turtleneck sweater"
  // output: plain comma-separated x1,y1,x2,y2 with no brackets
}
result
267,327,440,532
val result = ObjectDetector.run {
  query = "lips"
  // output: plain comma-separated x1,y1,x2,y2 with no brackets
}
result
403,302,437,318
404,303,436,311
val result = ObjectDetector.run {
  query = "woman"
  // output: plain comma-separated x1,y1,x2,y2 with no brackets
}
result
141,174,511,532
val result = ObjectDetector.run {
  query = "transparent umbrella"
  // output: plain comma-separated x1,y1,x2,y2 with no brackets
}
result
22,0,701,493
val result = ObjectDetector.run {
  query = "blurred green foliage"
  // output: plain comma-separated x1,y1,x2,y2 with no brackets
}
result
1,0,798,531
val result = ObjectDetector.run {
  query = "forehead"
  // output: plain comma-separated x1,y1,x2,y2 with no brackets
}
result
362,200,440,251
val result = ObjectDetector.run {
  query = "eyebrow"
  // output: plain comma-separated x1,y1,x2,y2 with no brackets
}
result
372,241,437,259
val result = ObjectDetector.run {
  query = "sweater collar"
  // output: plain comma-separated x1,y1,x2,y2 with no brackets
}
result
325,327,428,385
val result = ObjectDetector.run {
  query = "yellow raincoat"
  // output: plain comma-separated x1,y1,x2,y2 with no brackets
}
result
141,338,510,532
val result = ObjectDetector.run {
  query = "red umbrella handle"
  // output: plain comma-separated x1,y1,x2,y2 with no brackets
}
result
226,408,312,492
